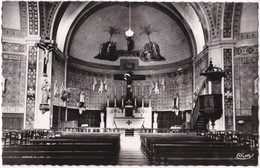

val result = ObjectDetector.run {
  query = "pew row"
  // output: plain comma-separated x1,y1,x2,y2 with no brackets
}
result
2,133,121,165
140,133,258,166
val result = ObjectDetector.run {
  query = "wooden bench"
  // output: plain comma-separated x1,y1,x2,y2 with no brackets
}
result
140,133,258,166
3,133,121,165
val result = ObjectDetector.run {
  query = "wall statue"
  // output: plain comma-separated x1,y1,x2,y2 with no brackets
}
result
41,79,51,104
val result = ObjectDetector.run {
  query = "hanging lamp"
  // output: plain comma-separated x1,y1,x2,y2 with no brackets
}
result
125,3,134,37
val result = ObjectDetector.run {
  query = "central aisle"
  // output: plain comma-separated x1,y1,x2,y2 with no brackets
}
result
117,134,149,165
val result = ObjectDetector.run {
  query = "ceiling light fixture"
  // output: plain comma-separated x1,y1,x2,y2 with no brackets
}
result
125,3,134,37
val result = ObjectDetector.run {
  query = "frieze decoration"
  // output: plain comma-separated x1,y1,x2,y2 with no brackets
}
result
2,42,26,54
224,49,233,130
20,2,27,32
2,2,27,38
202,3,223,40
28,2,39,35
238,32,258,40
233,3,243,38
26,46,38,129
234,45,258,56
223,3,234,38
2,107,25,113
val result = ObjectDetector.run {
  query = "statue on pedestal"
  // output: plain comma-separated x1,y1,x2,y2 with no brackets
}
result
41,79,51,104
40,79,51,114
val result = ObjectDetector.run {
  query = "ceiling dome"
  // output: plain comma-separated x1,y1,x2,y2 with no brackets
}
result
68,3,192,67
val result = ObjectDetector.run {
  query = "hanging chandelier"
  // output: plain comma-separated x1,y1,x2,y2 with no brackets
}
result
125,3,134,37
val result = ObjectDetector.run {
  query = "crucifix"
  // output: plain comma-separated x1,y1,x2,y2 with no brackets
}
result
114,72,145,105
36,38,56,77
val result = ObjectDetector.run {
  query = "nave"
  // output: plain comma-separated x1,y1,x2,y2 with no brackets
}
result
2,128,258,166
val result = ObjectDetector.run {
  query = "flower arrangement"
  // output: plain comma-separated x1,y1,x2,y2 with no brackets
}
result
60,89,71,101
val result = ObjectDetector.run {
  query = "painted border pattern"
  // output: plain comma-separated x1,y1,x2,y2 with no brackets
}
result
223,3,234,38
28,2,39,35
25,46,38,129
224,49,233,130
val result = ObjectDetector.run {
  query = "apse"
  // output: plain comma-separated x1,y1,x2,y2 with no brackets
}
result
68,3,192,66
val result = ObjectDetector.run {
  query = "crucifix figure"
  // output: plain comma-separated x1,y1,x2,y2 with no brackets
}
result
36,38,56,77
114,72,145,105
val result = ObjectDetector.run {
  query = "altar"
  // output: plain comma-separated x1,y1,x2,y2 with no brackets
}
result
106,107,152,129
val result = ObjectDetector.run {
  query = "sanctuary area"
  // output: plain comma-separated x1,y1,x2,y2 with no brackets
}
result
1,1,259,166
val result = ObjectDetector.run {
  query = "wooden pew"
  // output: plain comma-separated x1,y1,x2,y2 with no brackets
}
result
3,133,121,165
140,133,258,166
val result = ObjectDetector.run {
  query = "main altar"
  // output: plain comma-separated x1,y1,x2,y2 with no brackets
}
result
105,72,152,129
106,107,152,128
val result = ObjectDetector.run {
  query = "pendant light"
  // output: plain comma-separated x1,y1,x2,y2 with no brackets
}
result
125,3,134,37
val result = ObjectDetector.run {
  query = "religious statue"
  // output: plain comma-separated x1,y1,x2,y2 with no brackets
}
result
80,91,85,103
54,80,59,97
153,112,158,130
126,36,135,53
124,72,133,103
173,93,179,109
41,79,51,104
93,76,97,91
154,82,159,94
98,79,103,93
154,112,158,123
104,77,108,91
2,75,6,93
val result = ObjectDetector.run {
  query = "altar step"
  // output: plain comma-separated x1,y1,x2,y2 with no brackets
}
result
125,129,134,136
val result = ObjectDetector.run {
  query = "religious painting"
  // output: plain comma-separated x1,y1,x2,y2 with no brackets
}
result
94,24,166,62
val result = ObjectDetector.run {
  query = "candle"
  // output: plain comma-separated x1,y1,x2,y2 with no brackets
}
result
114,97,117,107
122,97,124,106
149,98,151,107
142,96,144,107
121,85,123,96
134,98,137,107
107,96,109,107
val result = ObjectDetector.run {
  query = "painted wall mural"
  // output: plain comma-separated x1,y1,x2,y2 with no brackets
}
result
66,65,192,111
2,54,26,113
95,25,165,62
51,53,66,106
234,45,258,116
224,48,233,130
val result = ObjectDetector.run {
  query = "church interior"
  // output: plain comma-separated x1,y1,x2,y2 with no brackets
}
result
1,1,259,166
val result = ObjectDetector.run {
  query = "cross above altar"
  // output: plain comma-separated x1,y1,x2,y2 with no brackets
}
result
114,72,145,104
